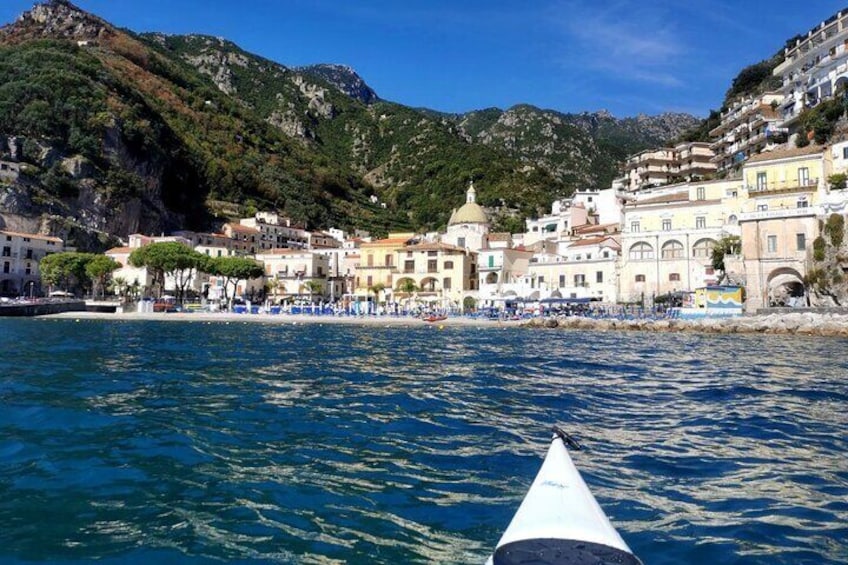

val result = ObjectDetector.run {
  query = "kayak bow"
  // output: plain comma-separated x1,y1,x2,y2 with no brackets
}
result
487,428,641,565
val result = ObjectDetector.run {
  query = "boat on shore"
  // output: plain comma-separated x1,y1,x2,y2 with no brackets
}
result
422,314,448,323
487,428,641,565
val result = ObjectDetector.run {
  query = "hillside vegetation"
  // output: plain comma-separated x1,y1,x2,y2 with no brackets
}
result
0,0,696,249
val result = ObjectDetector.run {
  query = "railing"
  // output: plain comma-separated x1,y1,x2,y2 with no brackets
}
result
739,206,819,221
747,178,818,193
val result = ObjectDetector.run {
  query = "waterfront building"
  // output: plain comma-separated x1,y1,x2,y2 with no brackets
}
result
615,142,717,192
477,246,535,305
442,181,489,251
0,229,63,296
773,8,848,130
396,241,478,308
527,235,621,303
256,249,330,303
619,179,743,304
737,145,829,311
709,93,786,173
523,199,589,247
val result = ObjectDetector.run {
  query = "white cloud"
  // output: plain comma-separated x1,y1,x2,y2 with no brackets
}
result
549,0,687,87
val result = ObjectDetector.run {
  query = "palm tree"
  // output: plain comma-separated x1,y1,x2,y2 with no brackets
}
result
368,282,386,314
304,280,323,303
397,279,418,313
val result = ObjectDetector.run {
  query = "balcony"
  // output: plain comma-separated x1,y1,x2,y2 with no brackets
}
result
747,178,818,194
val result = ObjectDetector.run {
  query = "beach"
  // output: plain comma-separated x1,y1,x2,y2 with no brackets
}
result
40,309,848,336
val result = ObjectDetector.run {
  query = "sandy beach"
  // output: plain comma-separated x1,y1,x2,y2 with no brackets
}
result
38,309,848,337
42,310,521,328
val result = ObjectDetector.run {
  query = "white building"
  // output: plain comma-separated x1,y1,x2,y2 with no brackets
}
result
0,230,63,296
774,8,848,129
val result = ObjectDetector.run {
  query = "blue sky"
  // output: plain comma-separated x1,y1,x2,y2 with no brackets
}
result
1,0,847,118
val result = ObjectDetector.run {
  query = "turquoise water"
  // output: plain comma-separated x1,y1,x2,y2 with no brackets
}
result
0,318,846,564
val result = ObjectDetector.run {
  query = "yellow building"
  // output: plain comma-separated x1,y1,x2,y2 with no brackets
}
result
355,234,414,293
619,179,744,303
738,145,828,311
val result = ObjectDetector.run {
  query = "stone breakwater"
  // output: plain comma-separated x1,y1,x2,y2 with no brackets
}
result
523,312,848,337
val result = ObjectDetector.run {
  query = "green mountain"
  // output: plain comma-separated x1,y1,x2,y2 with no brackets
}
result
0,0,697,251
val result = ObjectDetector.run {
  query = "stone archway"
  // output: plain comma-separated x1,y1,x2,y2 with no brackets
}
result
767,267,805,307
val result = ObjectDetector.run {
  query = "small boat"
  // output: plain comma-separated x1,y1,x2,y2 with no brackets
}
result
487,428,641,565
422,314,447,323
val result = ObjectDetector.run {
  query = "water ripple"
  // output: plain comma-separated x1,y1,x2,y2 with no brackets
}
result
0,319,846,563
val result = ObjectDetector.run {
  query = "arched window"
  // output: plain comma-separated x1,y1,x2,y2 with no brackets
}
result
693,238,717,258
629,242,654,260
661,240,684,259
485,272,499,284
727,215,738,225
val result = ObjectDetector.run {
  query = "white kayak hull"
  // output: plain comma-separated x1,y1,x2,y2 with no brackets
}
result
487,432,641,565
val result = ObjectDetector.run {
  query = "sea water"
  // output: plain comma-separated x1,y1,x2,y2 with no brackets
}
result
0,318,846,564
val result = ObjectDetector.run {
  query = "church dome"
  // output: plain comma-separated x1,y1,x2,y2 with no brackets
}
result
448,181,488,225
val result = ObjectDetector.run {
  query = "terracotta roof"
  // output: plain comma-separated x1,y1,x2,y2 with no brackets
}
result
225,223,261,234
406,242,466,253
361,237,411,247
746,144,823,164
259,248,308,256
628,192,689,206
569,237,606,248
0,230,62,243
487,232,511,241
105,246,133,255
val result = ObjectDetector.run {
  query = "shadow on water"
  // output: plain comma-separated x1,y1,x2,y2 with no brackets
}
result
0,319,846,564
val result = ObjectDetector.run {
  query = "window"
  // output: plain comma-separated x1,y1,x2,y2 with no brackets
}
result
727,215,738,225
366,276,373,287
538,276,545,284
629,242,654,260
635,274,646,283
696,217,706,229
661,240,684,259
630,221,640,233
696,187,706,200
428,251,438,257
693,238,717,258
427,259,438,272
798,167,810,186
457,237,466,248
488,255,494,268
25,249,33,260
757,204,768,212
385,254,393,267
367,254,374,267
404,260,415,273
3,262,9,274
1,246,9,257
797,199,809,208
443,277,451,290
444,261,454,269
843,146,848,159
574,274,586,287
603,250,610,258
662,219,672,231
796,233,806,251
559,274,566,287
756,172,767,190
669,273,681,282
596,271,603,283
767,235,777,253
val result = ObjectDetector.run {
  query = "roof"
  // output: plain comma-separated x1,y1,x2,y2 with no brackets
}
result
360,237,411,247
105,246,133,255
573,222,618,234
0,230,62,243
448,201,488,225
628,192,690,206
487,232,511,241
405,242,467,253
225,223,260,234
569,236,608,248
746,144,823,164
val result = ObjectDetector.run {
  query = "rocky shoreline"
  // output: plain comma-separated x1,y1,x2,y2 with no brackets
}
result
523,312,848,337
